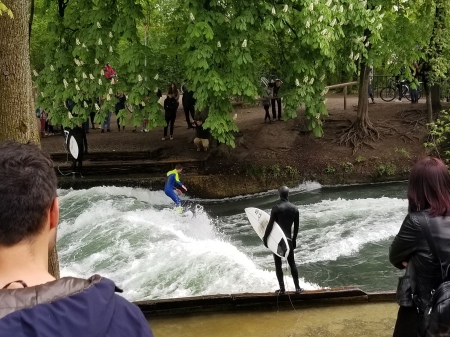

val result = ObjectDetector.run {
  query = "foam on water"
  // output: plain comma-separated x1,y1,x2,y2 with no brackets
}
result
57,187,319,300
298,197,407,264
189,181,322,203
57,185,406,300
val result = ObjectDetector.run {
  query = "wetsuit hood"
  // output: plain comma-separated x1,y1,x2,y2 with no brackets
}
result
278,186,289,201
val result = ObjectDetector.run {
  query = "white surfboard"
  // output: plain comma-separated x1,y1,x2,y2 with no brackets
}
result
245,207,290,258
183,210,194,218
69,135,79,160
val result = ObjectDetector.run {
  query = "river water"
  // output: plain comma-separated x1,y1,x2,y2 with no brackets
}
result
57,181,407,301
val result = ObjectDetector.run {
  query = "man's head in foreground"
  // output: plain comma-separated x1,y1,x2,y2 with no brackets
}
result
0,141,59,287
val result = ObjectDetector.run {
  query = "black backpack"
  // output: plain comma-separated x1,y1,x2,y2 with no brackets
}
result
417,213,450,337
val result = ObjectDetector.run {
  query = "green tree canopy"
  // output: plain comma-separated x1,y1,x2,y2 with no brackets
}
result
31,0,450,148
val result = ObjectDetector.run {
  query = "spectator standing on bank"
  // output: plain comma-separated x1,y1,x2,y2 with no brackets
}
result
99,97,112,133
115,92,127,132
262,84,273,123
39,108,47,137
182,83,196,129
409,62,420,104
368,66,375,104
162,90,178,140
104,63,117,83
271,79,282,121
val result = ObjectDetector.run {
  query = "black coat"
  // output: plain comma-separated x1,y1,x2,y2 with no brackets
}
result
182,90,196,108
389,211,450,312
115,95,126,113
194,122,210,139
164,97,178,119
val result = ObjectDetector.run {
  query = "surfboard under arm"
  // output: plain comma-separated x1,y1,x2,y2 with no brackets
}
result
245,207,290,258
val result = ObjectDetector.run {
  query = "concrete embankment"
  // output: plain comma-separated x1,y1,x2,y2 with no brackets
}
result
139,288,398,337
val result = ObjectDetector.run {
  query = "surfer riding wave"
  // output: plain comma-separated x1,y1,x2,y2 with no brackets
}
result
164,165,187,212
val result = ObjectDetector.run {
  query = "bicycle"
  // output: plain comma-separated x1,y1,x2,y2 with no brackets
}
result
380,77,422,102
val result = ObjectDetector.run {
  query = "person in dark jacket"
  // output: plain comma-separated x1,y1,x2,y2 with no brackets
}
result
163,90,178,140
192,117,210,151
115,92,127,132
263,186,302,295
271,79,282,121
182,83,196,129
389,156,450,337
0,142,154,337
69,124,88,177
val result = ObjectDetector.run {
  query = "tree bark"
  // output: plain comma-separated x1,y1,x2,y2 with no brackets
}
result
29,0,35,44
356,63,371,130
0,0,60,279
431,84,442,112
426,87,433,124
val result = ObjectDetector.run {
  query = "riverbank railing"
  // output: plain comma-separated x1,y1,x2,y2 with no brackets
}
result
325,81,358,109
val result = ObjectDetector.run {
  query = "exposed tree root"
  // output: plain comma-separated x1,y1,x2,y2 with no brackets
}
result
337,119,406,153
337,120,383,154
394,109,428,143
336,108,430,153
397,109,427,128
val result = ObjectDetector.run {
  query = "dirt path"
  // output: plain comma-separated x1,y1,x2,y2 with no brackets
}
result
41,93,440,183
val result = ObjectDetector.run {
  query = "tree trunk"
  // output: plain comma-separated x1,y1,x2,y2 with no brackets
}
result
431,84,442,112
356,63,371,130
426,87,433,124
0,0,60,279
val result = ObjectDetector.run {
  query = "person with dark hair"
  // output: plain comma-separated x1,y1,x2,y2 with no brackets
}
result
262,83,273,123
390,156,450,337
182,83,196,129
192,117,210,151
103,63,117,82
115,92,127,132
263,186,302,295
99,97,112,133
271,79,282,121
0,142,154,337
162,90,178,140
164,164,188,212
169,82,180,105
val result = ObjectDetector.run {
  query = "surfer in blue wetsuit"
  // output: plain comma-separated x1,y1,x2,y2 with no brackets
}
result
263,186,302,295
164,164,187,211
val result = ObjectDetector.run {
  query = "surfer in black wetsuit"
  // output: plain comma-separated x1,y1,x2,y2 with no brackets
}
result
70,124,88,177
263,186,302,295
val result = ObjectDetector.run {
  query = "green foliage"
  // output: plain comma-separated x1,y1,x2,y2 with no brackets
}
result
183,0,385,145
341,162,354,173
425,109,450,161
395,147,411,159
324,164,336,174
33,0,164,129
355,155,366,164
377,162,397,176
0,1,13,18
284,165,300,179
29,0,450,146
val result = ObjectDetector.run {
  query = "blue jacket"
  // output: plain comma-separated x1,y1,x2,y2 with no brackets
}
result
165,169,183,191
0,275,153,337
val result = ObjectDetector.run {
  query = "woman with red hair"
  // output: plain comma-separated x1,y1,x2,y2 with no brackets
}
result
390,157,450,336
